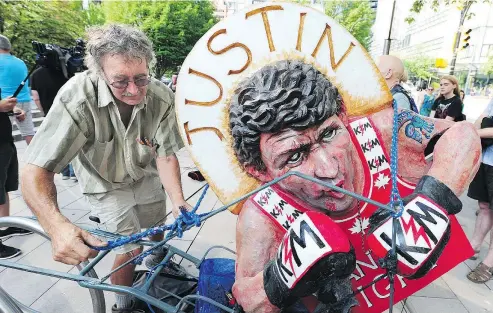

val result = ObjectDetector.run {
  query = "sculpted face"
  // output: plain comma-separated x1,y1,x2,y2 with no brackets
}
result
252,113,362,215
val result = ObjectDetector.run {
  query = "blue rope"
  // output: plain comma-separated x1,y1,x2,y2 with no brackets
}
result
389,100,404,217
91,185,209,263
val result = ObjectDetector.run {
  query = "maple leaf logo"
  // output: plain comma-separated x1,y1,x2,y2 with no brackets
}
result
349,218,370,234
374,173,390,189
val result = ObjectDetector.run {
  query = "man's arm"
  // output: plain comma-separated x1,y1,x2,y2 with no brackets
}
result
21,165,104,265
153,93,188,216
156,154,189,217
31,90,44,115
21,85,105,265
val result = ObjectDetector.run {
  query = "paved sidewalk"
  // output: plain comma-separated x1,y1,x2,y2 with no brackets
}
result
1,140,492,312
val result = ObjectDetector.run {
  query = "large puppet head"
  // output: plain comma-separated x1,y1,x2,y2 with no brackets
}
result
229,60,364,214
174,2,392,214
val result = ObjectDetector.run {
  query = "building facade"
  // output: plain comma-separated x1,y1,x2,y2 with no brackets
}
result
370,0,493,94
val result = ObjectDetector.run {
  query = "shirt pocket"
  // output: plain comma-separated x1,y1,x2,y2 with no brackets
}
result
86,137,117,182
136,143,155,168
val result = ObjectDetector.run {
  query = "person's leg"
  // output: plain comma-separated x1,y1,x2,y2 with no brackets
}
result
468,164,493,283
132,175,177,270
467,163,491,253
111,248,142,311
469,201,493,252
10,101,35,145
61,165,70,179
0,192,9,218
482,231,493,267
85,188,142,310
0,143,22,259
69,164,77,182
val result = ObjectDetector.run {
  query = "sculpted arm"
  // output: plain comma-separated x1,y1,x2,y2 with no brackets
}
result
373,108,481,195
232,202,281,313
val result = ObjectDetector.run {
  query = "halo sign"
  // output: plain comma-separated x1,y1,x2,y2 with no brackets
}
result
175,2,393,213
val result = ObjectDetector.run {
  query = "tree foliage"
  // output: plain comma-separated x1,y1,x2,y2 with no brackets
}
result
0,0,86,67
324,0,375,50
406,0,490,23
482,55,493,76
102,1,217,77
403,56,436,80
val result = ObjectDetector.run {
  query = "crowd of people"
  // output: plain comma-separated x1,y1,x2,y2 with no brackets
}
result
0,22,493,312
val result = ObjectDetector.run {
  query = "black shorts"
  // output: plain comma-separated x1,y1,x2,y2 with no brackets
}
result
467,163,493,209
0,142,18,205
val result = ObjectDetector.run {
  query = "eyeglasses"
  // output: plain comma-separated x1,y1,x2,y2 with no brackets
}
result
110,77,151,89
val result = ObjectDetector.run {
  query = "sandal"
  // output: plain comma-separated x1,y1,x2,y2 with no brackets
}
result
467,262,493,283
469,249,481,260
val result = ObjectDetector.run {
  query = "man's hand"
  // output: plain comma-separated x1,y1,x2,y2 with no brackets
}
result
49,220,107,265
0,97,17,112
14,108,25,121
172,201,192,218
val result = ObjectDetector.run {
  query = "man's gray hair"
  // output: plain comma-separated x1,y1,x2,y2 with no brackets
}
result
84,24,155,75
0,35,11,51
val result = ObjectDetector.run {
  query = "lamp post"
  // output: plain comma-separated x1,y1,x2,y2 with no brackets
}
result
449,1,473,75
383,0,397,55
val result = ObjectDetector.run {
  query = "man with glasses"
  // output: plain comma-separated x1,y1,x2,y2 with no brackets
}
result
20,24,190,312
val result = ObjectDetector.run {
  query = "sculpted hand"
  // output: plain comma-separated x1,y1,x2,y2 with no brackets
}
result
49,221,107,265
172,201,193,218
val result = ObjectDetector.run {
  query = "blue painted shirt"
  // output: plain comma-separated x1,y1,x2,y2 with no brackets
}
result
482,98,493,166
0,54,31,102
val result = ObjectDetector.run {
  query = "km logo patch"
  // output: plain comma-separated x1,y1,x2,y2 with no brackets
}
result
275,215,332,288
376,197,449,269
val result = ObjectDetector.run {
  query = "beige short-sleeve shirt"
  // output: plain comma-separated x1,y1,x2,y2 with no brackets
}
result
24,71,184,194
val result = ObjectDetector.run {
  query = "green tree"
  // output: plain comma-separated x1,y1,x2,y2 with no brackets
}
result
82,2,106,27
103,1,217,77
406,0,490,23
325,0,376,50
482,55,493,85
403,56,436,81
0,0,86,67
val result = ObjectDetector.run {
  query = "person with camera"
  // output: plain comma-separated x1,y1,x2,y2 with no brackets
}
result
21,24,190,313
0,35,35,145
30,63,68,117
0,96,33,259
29,52,77,181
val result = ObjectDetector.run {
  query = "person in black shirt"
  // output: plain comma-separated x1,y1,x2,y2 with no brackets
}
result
431,75,464,121
0,97,32,259
30,66,68,116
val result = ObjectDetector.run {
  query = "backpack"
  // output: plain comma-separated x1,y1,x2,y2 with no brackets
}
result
391,84,419,113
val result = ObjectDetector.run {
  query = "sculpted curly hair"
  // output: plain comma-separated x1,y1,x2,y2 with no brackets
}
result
229,60,342,172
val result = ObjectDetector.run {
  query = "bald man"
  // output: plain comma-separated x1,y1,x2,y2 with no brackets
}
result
377,55,418,112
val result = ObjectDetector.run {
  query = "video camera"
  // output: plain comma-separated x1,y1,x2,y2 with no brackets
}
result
32,39,87,79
